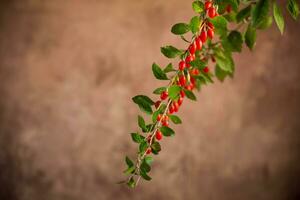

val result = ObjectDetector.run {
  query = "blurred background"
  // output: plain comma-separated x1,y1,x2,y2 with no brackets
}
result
0,0,300,200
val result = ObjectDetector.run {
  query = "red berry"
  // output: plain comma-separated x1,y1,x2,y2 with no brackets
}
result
146,148,152,154
178,97,184,106
179,75,186,87
169,104,175,114
163,115,169,122
205,1,212,10
155,130,162,140
162,120,169,127
226,5,232,13
157,114,162,122
207,28,214,39
190,68,200,75
189,42,197,55
200,31,207,43
179,61,186,71
173,102,179,112
195,37,202,51
160,91,168,100
185,85,193,91
190,77,196,85
180,90,185,98
185,55,194,68
203,66,209,73
207,7,216,18
207,22,214,30
155,100,161,109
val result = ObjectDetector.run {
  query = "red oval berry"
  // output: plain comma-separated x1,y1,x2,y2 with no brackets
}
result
180,90,185,98
179,61,186,71
200,31,207,43
179,75,186,87
189,42,197,55
146,148,152,154
207,7,216,18
190,77,196,85
162,120,169,127
160,91,168,100
194,68,200,75
155,130,162,140
207,28,214,39
157,114,162,122
195,37,202,51
185,85,193,91
163,115,169,122
155,100,161,109
185,55,194,68
205,1,212,10
173,102,179,112
207,22,214,30
178,97,184,106
169,104,175,114
226,5,232,13
203,66,209,73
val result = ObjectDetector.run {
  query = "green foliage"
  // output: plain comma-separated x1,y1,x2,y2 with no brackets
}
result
287,0,299,20
209,16,228,36
160,126,175,137
169,115,182,124
227,31,243,52
168,85,181,100
192,1,204,13
152,63,169,80
171,23,190,35
245,24,257,50
161,46,182,58
273,2,285,34
190,16,201,34
251,0,270,28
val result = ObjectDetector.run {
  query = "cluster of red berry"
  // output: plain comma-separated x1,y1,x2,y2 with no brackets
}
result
144,1,220,155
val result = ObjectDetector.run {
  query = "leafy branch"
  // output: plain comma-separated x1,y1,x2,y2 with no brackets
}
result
120,0,299,188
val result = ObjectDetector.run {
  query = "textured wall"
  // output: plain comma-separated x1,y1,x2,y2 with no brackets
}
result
0,0,300,200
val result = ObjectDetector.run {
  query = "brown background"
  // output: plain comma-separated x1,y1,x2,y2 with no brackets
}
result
0,0,300,200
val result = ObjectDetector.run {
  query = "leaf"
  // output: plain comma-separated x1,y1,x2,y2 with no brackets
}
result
209,15,228,36
256,16,273,29
138,115,147,132
132,95,154,115
153,87,166,95
152,63,169,80
214,48,234,73
168,85,181,100
273,2,285,34
125,156,134,167
127,177,135,188
169,115,182,124
139,141,148,153
160,126,175,137
251,0,270,28
215,64,228,82
227,31,243,52
123,166,135,175
184,89,197,101
245,24,257,50
190,58,206,70
140,160,151,173
131,133,145,143
171,23,190,35
236,5,252,23
190,16,201,34
140,170,152,181
151,141,161,153
164,63,175,73
192,1,204,13
287,0,299,20
161,46,182,58
144,156,154,165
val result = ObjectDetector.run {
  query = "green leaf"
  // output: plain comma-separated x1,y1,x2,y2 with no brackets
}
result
160,126,175,137
138,115,147,132
236,5,252,23
140,170,152,181
190,58,206,70
161,46,182,58
164,63,175,73
168,85,181,100
171,23,190,35
287,0,299,20
251,0,270,28
227,31,243,52
139,141,148,153
151,141,161,154
256,16,273,29
245,24,257,50
131,133,145,143
144,156,154,165
215,64,228,82
127,177,135,188
153,87,166,95
273,2,285,34
184,89,197,101
140,160,151,173
132,95,154,115
169,115,182,124
192,1,204,13
209,15,228,36
125,156,134,167
152,63,169,80
123,166,135,175
214,48,234,73
190,16,200,34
